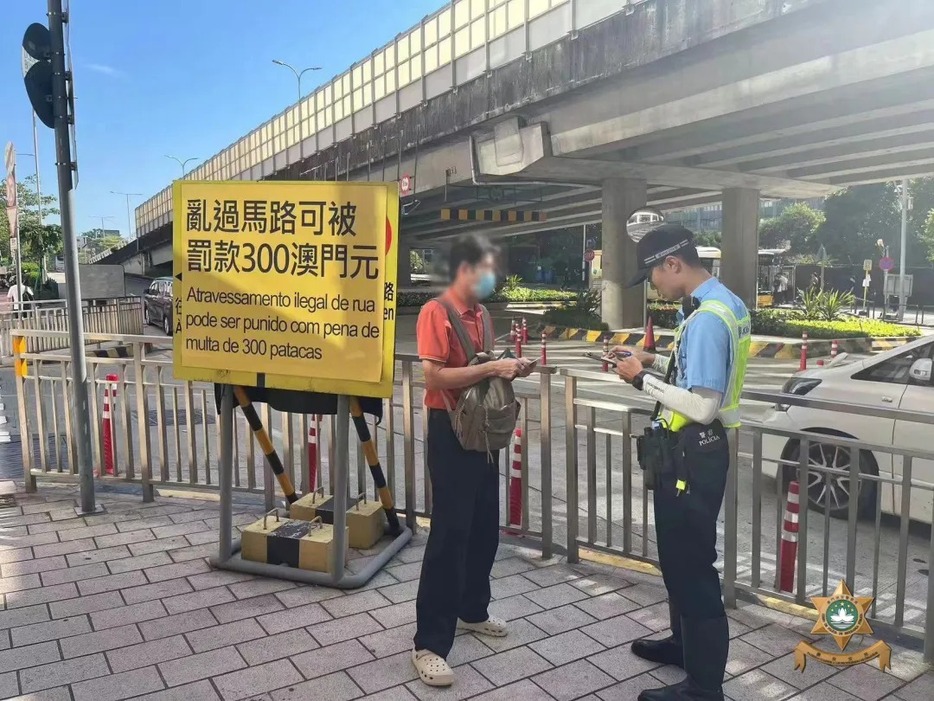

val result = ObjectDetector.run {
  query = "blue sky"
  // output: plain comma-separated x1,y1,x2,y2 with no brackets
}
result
0,0,443,238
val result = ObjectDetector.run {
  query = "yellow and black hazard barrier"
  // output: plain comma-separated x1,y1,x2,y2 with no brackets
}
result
441,208,547,223
241,510,346,573
291,489,385,550
349,397,402,536
12,336,27,379
233,386,299,504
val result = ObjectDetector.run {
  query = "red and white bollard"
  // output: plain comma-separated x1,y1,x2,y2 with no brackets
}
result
540,330,547,365
831,339,839,359
521,317,529,345
101,374,118,477
307,415,320,492
506,428,523,535
602,337,611,372
779,481,800,592
510,319,517,344
514,322,523,358
799,331,809,371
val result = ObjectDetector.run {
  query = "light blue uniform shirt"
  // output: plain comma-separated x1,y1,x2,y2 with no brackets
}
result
674,277,749,396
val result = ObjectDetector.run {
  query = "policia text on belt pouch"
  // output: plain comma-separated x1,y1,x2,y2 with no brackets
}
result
613,214,751,701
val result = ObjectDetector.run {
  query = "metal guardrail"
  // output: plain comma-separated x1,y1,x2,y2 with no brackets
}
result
10,331,934,660
0,298,143,360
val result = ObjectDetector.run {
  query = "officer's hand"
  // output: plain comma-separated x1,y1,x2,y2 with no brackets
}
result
516,358,537,377
611,345,654,367
616,356,644,383
491,358,522,380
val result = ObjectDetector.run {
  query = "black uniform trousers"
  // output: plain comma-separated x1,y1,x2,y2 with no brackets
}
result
654,422,730,622
413,409,500,658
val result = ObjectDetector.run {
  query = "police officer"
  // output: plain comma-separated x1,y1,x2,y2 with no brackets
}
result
613,222,750,701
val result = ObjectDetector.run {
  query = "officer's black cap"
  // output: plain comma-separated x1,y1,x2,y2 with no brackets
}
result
625,223,696,288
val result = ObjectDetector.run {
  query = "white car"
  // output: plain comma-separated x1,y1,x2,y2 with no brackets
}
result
760,335,934,524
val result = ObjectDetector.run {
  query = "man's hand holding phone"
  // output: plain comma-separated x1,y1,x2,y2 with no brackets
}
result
610,345,655,368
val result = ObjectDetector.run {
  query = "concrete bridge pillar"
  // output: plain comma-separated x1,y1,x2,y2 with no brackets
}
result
721,188,760,309
601,178,647,329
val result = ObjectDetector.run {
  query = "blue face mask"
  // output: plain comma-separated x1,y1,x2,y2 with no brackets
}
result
474,271,496,300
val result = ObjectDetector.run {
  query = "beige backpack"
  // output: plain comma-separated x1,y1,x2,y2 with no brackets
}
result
437,299,519,455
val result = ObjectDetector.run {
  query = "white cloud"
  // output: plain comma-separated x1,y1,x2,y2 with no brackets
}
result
86,63,123,77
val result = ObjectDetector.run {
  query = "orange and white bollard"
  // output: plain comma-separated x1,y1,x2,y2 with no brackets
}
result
522,317,529,344
507,428,523,535
831,339,839,359
602,337,610,372
540,330,547,365
102,374,118,477
799,331,809,371
307,415,320,492
779,481,800,592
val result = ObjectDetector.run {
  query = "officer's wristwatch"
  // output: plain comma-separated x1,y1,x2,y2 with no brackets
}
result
632,370,647,391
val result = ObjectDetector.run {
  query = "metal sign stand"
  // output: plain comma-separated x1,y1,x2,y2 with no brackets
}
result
210,387,412,588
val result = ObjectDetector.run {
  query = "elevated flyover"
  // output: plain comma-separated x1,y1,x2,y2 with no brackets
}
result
119,0,934,325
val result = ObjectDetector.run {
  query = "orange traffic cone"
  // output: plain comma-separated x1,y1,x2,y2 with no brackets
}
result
644,316,656,353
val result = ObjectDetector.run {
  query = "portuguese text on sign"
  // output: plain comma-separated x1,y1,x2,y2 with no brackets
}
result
173,181,399,397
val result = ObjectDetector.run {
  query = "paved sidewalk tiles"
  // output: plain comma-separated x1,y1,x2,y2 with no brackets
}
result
0,485,928,700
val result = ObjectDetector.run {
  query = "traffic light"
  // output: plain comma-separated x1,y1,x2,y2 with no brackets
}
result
22,22,54,128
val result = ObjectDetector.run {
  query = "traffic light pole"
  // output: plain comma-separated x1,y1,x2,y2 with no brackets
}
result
49,0,96,514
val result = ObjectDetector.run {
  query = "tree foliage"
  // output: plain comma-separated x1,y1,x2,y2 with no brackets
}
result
78,232,125,263
922,209,934,263
816,183,901,264
758,202,824,252
693,231,722,248
0,174,60,270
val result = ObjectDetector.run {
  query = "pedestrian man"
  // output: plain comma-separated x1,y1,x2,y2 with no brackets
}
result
6,277,34,318
412,233,534,687
613,222,750,701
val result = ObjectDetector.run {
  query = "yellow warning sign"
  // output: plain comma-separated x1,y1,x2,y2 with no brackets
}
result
172,181,399,397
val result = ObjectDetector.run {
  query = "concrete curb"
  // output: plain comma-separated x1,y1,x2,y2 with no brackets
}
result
535,325,916,358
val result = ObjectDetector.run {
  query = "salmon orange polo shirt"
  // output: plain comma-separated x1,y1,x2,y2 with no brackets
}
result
416,291,490,410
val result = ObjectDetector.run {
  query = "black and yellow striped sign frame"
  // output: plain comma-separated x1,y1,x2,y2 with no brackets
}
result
441,208,546,223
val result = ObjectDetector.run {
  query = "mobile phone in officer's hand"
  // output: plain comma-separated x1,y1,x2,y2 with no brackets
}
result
584,351,628,365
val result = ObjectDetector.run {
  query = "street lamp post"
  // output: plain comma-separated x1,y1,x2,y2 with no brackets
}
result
272,60,321,166
897,179,910,320
111,191,142,253
165,155,197,178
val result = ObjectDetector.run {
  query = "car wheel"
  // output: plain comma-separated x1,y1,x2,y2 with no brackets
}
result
144,306,151,326
163,313,172,336
782,436,878,520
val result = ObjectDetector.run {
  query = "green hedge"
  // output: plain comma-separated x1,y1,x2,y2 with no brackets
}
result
637,305,920,340
398,286,576,308
752,312,920,340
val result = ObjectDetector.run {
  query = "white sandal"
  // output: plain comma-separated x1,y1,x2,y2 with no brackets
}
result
457,616,509,638
412,649,454,687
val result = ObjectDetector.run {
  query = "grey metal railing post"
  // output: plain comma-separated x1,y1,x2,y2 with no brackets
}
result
540,370,553,559
621,411,632,554
722,428,739,608
134,347,153,502
565,375,579,563
218,385,234,562
401,361,416,530
926,489,934,663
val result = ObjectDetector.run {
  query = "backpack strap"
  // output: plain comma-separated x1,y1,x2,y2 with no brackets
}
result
478,304,493,352
435,298,477,363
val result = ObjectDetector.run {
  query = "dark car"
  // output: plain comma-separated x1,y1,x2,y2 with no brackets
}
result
143,277,173,336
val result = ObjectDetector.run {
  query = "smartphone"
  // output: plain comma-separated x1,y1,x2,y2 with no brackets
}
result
584,351,622,365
